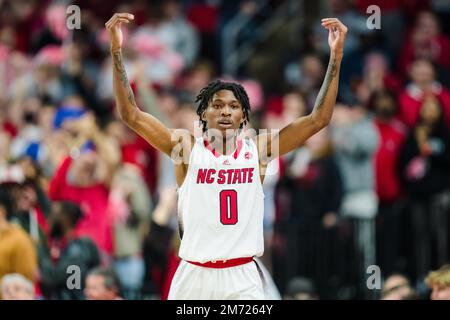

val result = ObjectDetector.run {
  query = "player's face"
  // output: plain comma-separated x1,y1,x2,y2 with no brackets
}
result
202,90,245,137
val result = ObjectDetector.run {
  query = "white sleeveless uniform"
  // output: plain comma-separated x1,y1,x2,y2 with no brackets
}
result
168,136,266,300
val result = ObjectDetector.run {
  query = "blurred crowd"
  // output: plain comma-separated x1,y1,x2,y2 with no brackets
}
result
1,0,450,300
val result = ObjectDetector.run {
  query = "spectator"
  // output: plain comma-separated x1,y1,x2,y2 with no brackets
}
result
426,264,450,300
31,3,66,53
284,277,319,300
10,157,51,244
48,113,120,257
370,90,408,276
398,58,450,128
0,273,35,300
163,0,200,68
108,164,152,300
0,186,37,286
260,91,307,273
130,2,185,86
84,267,122,300
273,128,343,298
179,60,215,103
381,273,416,300
60,42,108,118
399,94,450,283
38,201,100,300
29,45,66,104
400,92,450,193
330,103,379,298
355,52,402,106
331,104,379,219
398,11,450,79
185,0,219,63
144,187,178,300
370,90,407,204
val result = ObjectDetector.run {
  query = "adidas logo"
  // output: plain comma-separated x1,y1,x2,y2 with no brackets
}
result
223,159,231,165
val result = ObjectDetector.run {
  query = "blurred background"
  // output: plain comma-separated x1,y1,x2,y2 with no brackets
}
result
1,0,450,300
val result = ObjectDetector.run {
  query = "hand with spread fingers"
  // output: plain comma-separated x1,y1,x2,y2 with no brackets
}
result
105,13,135,53
321,18,348,57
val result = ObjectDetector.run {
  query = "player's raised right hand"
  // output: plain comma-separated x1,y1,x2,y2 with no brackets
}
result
105,13,134,53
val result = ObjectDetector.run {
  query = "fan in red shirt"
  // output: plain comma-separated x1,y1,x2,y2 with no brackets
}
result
48,114,120,257
370,90,407,203
370,89,408,276
398,11,450,80
398,58,450,129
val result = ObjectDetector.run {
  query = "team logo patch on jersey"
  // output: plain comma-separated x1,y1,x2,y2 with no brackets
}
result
244,151,252,160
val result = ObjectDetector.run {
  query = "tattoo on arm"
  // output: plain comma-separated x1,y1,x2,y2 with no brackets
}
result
112,51,136,106
314,58,338,111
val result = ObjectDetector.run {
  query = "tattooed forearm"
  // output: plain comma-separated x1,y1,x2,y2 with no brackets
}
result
112,50,136,106
314,58,339,111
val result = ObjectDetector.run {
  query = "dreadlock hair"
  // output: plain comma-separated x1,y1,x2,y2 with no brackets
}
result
195,80,251,132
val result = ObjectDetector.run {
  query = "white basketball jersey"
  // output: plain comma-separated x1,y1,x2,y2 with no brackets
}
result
177,136,265,263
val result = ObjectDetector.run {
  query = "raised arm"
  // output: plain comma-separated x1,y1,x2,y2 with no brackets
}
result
105,13,186,157
258,18,347,159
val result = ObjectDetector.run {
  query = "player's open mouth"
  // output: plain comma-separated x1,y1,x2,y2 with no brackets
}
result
218,120,233,128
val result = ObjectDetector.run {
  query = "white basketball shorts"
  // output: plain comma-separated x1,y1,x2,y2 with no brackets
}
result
168,260,265,300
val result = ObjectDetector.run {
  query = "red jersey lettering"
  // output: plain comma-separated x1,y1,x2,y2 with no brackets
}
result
226,169,234,184
206,169,216,184
196,169,207,184
217,170,226,184
248,168,254,183
232,169,242,184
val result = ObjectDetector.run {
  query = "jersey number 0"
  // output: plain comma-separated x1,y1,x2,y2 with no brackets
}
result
220,190,238,225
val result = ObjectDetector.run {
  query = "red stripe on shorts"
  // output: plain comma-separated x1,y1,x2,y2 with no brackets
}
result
187,257,253,268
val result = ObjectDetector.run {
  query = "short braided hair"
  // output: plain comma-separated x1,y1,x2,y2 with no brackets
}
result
195,80,251,132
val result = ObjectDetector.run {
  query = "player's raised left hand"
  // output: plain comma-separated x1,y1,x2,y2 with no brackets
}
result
105,13,134,53
321,18,348,57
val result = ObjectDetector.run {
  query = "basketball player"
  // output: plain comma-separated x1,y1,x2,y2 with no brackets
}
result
106,13,347,299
